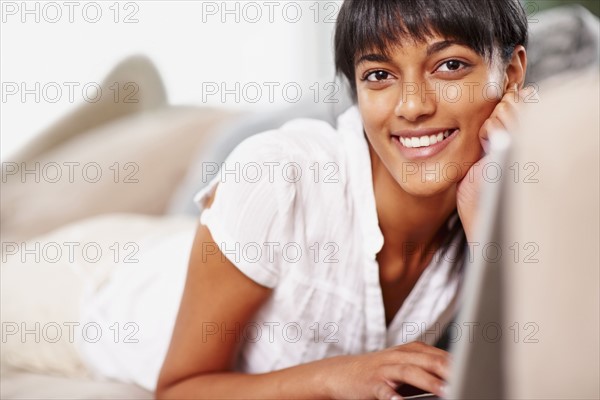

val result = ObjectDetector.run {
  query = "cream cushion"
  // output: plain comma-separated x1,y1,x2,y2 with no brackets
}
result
0,213,196,380
1,106,231,243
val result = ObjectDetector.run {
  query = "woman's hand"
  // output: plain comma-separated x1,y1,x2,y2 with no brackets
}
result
321,341,451,400
456,84,537,241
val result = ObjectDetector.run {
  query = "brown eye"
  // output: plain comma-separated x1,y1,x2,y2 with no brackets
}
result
366,70,391,82
447,60,461,70
437,60,466,72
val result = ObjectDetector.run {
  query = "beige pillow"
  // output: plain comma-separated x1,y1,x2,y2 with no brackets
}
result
0,213,196,378
1,106,231,243
7,55,168,164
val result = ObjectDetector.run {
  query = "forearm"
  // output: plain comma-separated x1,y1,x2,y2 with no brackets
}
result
156,356,338,400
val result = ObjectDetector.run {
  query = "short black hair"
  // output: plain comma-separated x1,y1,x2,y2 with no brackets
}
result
334,0,529,98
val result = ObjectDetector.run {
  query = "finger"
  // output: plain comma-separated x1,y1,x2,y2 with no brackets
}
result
391,342,452,380
514,84,540,104
520,85,540,103
382,364,446,398
388,351,451,382
479,116,507,154
373,382,404,400
395,341,450,359
465,154,494,182
493,96,521,132
479,83,521,150
520,85,534,98
500,82,518,103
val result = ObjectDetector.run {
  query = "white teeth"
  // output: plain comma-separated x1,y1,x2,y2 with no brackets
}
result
397,129,456,148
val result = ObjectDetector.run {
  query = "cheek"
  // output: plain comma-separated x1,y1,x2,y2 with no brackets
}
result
441,87,501,176
452,87,499,138
468,75,506,127
357,89,396,134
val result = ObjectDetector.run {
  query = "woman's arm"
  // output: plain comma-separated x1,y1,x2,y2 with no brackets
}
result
156,192,450,400
155,220,329,399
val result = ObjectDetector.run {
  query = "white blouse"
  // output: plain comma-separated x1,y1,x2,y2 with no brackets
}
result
194,105,463,375
78,106,463,391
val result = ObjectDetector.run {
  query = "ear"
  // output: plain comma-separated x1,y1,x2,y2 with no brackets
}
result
503,45,527,91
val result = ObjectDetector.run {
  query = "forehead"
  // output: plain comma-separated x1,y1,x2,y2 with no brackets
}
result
342,3,498,68
354,37,481,67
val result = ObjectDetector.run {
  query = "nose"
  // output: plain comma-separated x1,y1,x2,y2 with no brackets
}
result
394,81,437,122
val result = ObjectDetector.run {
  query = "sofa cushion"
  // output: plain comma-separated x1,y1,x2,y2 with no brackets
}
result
1,106,231,242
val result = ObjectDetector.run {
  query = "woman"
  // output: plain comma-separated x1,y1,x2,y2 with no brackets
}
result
156,0,529,398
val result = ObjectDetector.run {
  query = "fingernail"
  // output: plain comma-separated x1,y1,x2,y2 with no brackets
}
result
441,383,450,398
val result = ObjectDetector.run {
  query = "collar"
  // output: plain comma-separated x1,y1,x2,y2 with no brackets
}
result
338,106,385,260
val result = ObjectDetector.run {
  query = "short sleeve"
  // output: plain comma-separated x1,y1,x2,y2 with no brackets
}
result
192,131,296,288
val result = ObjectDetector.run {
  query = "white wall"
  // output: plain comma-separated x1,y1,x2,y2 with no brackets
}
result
0,0,341,159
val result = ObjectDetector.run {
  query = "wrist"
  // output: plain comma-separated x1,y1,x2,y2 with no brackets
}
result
457,210,475,243
464,224,476,244
313,355,346,399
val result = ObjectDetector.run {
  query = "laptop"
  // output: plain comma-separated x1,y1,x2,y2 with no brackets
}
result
445,130,512,399
400,130,512,400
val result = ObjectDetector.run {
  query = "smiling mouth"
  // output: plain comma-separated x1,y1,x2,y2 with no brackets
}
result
395,129,458,148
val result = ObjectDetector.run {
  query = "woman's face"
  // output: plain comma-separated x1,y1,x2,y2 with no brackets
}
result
355,34,506,197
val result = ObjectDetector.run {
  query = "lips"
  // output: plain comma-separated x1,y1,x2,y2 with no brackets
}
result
391,128,459,160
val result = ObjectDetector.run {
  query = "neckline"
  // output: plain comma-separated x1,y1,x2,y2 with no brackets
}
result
338,106,385,259
337,105,460,339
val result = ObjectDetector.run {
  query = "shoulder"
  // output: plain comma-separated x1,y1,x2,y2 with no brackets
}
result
195,106,361,210
235,115,341,163
231,105,361,163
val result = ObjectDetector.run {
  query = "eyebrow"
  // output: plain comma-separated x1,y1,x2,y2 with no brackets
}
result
355,40,465,67
355,53,391,67
426,40,462,57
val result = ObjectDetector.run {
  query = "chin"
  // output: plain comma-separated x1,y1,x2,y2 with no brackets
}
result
393,173,457,197
385,152,463,193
